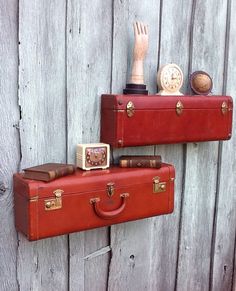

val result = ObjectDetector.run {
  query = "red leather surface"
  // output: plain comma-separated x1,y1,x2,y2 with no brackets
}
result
100,94,233,147
14,164,175,241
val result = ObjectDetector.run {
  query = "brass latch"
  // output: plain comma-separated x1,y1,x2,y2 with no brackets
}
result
45,189,63,210
107,182,115,197
153,176,166,193
176,101,184,115
126,101,135,117
221,101,228,115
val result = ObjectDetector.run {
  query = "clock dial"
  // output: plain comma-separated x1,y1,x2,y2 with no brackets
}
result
76,143,110,170
85,147,107,168
157,64,183,95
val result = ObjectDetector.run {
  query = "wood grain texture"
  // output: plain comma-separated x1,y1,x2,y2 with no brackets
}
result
66,1,113,290
176,1,228,290
108,1,159,290
0,1,19,290
149,1,193,290
210,0,236,290
233,244,236,291
111,1,159,95
0,0,235,290
17,0,68,290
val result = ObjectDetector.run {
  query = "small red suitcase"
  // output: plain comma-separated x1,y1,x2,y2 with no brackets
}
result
14,164,175,241
100,94,233,147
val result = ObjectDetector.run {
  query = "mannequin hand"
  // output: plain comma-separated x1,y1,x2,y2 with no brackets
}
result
133,21,148,61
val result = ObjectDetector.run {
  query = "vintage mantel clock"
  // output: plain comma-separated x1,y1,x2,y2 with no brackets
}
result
76,143,110,170
157,63,184,95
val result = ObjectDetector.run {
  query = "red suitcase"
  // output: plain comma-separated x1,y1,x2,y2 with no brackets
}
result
100,94,233,147
14,164,175,241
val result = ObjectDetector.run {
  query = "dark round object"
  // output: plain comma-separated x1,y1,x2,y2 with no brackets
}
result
190,71,213,95
123,83,148,95
125,84,147,89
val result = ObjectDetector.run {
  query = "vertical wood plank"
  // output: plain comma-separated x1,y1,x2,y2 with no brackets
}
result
0,0,19,290
111,0,156,162
111,1,159,95
66,1,113,290
148,1,193,290
233,243,236,291
211,0,236,289
108,1,159,290
176,1,228,290
18,1,68,290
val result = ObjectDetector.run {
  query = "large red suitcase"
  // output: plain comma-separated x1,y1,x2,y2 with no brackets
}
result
14,164,175,241
100,94,233,147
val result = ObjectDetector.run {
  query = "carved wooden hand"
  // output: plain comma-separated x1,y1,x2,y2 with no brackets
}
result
130,21,148,84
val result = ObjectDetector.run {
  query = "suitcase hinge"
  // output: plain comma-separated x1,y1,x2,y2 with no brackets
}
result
30,196,39,202
153,176,166,193
126,101,135,117
44,189,64,211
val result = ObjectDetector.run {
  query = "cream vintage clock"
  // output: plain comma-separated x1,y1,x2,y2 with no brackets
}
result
76,143,110,170
157,63,183,95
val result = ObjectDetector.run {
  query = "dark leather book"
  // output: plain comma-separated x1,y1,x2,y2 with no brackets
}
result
119,156,162,168
23,163,76,182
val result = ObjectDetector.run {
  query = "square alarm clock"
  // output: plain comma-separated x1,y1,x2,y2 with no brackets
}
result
76,143,110,170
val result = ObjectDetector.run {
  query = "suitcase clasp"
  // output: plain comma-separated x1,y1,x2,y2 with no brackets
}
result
44,189,63,210
126,101,135,117
107,182,115,197
176,101,184,115
153,177,166,193
221,101,228,115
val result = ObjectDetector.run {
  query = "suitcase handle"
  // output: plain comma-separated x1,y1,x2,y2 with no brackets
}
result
90,193,129,219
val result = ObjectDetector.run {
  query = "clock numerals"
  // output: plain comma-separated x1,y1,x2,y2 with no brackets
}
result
77,143,110,170
86,148,107,167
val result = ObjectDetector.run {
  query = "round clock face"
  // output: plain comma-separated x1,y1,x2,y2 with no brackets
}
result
157,64,183,93
85,147,107,167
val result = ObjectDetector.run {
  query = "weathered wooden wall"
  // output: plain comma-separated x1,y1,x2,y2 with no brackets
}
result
0,0,235,290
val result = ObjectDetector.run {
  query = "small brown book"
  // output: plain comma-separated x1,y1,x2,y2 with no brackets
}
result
23,163,76,182
119,155,162,168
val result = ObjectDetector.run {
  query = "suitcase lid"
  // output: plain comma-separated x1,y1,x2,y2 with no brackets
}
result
101,94,233,110
14,164,175,199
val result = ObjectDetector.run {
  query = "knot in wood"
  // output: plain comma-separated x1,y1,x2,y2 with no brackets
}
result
0,183,7,195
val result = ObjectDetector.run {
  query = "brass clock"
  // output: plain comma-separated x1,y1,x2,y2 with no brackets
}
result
76,143,110,170
157,63,184,95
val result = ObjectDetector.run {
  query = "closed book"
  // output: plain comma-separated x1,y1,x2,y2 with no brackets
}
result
119,156,162,168
23,163,76,182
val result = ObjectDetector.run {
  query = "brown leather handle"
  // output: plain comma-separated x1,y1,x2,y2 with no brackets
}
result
90,193,129,220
